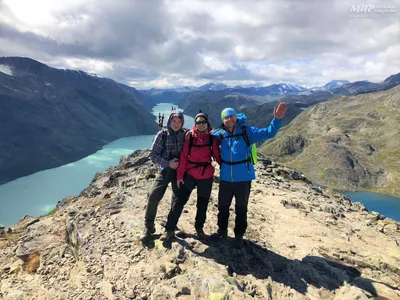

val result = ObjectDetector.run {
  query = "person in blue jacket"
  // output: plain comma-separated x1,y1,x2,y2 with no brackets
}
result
211,102,287,248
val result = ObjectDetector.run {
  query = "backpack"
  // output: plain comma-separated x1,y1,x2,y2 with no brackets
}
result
185,133,215,175
220,126,258,165
188,133,214,158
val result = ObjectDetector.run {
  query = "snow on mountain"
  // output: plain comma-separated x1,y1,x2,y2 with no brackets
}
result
0,64,13,76
323,80,351,90
276,83,307,93
197,82,229,91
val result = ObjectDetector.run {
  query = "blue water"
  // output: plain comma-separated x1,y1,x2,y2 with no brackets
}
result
314,185,400,222
342,191,400,221
0,103,194,227
1,103,399,226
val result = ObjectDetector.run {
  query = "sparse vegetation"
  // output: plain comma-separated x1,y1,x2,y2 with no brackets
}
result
45,207,57,216
0,231,22,248
24,251,41,273
95,196,113,212
260,86,400,197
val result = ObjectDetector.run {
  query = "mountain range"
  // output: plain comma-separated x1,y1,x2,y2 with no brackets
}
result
0,57,157,184
179,73,400,129
260,85,400,197
1,56,399,196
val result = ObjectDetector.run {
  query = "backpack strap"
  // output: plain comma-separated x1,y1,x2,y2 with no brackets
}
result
219,126,253,166
188,133,214,157
221,158,251,165
209,134,214,158
185,133,216,175
188,133,193,156
161,129,167,148
220,127,250,146
219,130,225,141
241,126,251,147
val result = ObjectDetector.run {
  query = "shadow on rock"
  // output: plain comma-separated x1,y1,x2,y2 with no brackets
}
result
190,238,379,296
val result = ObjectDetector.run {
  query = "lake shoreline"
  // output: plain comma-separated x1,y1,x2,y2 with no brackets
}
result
0,103,195,227
1,103,399,226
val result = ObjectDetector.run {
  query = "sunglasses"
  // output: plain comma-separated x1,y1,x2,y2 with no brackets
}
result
195,120,208,125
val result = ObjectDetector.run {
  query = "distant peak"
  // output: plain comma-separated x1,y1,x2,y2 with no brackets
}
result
323,80,351,90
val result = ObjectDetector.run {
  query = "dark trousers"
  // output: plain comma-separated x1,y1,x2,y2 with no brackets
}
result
165,174,213,232
144,168,179,229
217,180,251,236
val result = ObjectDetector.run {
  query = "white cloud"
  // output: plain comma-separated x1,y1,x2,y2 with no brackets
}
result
0,0,399,89
61,57,114,74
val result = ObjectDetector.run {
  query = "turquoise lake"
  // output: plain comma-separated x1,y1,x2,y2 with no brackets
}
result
0,103,194,226
0,103,399,226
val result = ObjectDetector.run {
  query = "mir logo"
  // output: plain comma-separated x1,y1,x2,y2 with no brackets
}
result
350,4,396,14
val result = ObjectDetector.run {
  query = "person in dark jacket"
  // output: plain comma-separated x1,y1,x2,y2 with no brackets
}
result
140,110,186,241
211,102,287,248
160,112,221,241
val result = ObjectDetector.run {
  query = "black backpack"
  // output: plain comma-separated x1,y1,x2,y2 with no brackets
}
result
219,126,257,165
188,133,214,158
185,133,215,175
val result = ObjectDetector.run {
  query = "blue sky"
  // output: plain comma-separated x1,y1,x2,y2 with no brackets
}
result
0,0,399,89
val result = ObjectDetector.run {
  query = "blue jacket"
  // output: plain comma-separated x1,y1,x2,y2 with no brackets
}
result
212,113,282,182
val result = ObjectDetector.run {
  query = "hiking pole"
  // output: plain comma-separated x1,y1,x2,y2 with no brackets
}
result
158,113,162,131
157,113,165,131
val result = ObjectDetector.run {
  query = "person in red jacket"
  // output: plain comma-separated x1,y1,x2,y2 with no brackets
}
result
161,111,221,240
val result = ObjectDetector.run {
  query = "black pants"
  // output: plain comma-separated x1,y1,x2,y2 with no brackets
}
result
217,180,251,236
144,167,179,229
165,174,213,232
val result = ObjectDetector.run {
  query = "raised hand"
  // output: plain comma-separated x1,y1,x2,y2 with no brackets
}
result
274,102,287,119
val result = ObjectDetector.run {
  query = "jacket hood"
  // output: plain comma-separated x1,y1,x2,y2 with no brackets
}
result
167,110,185,130
235,113,247,126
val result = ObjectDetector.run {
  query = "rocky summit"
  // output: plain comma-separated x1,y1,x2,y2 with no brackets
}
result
0,150,399,299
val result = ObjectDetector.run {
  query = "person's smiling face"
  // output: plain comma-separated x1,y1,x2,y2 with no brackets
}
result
223,114,237,130
195,116,208,132
170,116,183,131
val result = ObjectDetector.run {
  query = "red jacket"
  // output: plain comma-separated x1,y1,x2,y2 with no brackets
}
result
177,126,221,180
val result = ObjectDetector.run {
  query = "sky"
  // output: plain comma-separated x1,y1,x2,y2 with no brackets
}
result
0,0,399,89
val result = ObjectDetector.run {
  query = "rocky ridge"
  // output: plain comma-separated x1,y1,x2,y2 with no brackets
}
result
260,84,400,197
0,150,399,299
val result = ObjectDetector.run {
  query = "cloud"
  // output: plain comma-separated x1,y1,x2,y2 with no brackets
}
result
0,0,399,88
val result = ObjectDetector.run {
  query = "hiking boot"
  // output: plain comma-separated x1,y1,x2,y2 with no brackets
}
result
210,229,228,241
217,229,228,238
140,227,156,242
196,228,206,239
235,235,244,249
160,230,175,241
175,229,185,238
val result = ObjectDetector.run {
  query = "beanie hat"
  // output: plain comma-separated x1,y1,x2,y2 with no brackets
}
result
221,108,237,120
195,110,209,122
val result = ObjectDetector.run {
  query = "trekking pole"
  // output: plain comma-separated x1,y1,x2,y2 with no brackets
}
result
158,113,162,131
157,113,165,132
